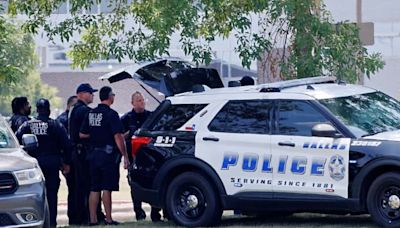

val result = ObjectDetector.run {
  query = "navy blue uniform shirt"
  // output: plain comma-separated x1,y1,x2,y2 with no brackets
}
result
69,100,91,144
9,114,30,132
56,110,68,131
16,114,72,166
121,109,151,159
121,109,151,139
80,104,123,148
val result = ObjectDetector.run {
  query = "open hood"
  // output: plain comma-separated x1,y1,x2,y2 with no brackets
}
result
99,58,224,96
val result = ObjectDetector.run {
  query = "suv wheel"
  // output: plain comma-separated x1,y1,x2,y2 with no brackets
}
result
165,172,222,227
367,172,400,227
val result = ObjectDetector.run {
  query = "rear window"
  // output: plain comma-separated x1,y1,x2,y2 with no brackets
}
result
151,103,207,131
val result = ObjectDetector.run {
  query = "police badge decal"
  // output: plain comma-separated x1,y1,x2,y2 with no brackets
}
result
328,155,345,181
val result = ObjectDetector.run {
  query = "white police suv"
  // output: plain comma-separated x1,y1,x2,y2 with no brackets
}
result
125,76,400,227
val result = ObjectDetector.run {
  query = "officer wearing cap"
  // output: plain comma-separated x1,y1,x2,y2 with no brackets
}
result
80,86,129,225
68,83,104,225
9,96,31,132
16,98,71,227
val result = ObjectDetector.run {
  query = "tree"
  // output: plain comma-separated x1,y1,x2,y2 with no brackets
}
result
0,15,61,116
0,13,36,85
0,71,61,116
9,0,384,83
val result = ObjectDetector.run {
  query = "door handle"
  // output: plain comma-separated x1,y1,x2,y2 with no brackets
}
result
202,137,219,142
278,142,295,147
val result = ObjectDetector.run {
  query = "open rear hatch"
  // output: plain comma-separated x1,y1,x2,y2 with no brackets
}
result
99,58,224,96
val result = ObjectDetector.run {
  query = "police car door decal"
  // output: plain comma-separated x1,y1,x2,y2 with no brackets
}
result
196,131,272,196
270,135,350,198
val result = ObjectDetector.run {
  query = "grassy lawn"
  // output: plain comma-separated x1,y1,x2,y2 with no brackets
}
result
58,213,378,228
58,166,377,227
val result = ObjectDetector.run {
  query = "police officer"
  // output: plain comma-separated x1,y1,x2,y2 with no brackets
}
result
9,96,31,132
57,95,78,130
68,83,104,225
16,98,71,227
121,91,162,221
80,86,129,225
56,95,77,224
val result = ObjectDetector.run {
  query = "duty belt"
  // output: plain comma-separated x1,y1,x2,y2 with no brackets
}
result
94,145,114,154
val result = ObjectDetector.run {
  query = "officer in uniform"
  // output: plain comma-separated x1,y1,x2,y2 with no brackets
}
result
68,83,104,225
80,86,129,225
9,96,31,132
57,95,78,130
121,91,162,221
16,98,71,227
56,95,77,224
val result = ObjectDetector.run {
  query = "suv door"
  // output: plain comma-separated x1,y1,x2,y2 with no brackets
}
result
271,100,351,198
196,100,273,196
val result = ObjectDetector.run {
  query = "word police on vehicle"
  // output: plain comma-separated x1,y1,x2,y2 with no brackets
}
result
101,71,400,228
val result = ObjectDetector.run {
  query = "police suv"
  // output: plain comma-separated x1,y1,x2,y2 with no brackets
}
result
128,76,400,227
124,75,400,227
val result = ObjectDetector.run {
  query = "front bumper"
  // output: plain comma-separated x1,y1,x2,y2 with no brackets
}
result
130,181,162,208
0,182,46,227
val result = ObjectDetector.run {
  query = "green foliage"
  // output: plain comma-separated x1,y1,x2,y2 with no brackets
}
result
0,18,37,84
0,70,62,116
9,0,384,82
0,16,61,116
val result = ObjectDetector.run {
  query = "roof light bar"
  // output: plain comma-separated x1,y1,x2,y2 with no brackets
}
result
258,76,337,92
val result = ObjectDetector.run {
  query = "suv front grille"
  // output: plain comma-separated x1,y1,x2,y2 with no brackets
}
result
0,173,17,195
0,213,16,226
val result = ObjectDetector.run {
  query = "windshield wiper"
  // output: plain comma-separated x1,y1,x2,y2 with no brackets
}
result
361,129,391,137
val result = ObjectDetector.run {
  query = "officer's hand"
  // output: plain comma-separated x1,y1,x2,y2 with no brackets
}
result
123,157,130,169
62,164,71,174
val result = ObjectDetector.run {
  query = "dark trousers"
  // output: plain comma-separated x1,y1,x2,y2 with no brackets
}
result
42,166,60,227
129,180,162,221
72,148,104,225
64,165,78,225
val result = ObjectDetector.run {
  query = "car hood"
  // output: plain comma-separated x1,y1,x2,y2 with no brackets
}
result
99,58,224,96
0,148,37,172
363,130,400,142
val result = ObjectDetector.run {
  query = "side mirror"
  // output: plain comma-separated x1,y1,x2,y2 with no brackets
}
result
311,123,341,138
22,134,38,151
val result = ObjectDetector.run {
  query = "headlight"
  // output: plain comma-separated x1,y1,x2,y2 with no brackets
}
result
13,167,44,185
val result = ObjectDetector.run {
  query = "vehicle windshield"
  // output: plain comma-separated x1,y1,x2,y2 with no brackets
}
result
319,92,400,138
0,117,19,149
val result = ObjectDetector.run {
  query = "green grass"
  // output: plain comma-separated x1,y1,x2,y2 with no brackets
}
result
58,213,378,228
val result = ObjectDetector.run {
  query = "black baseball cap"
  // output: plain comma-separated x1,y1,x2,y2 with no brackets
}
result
76,83,98,94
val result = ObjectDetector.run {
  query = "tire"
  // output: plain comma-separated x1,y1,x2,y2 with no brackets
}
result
367,172,400,227
165,172,222,227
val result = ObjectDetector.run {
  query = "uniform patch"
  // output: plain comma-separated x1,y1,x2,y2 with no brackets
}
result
30,122,48,135
89,113,103,126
